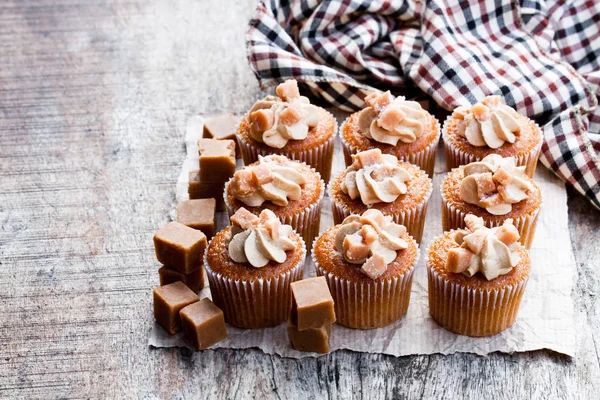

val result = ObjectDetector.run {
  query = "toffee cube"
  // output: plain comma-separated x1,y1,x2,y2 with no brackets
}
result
188,170,226,211
177,199,216,239
290,276,336,331
287,321,331,353
153,281,199,335
154,222,207,274
158,266,204,292
180,298,227,350
202,113,240,158
197,139,236,182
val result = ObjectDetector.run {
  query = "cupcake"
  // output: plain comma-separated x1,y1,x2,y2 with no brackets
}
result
204,208,305,328
441,154,542,249
236,79,337,182
329,148,432,244
312,209,419,329
224,154,324,249
443,95,542,177
340,91,440,177
427,215,530,336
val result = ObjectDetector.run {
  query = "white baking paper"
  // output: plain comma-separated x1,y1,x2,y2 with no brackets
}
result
150,115,576,358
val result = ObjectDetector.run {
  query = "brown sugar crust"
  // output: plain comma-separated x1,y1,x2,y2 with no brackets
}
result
428,230,530,290
238,107,335,152
313,225,418,282
226,156,323,216
444,115,541,159
329,161,431,214
206,227,304,282
442,166,542,223
341,111,439,156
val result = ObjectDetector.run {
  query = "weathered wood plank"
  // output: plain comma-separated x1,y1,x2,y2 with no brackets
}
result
0,0,598,398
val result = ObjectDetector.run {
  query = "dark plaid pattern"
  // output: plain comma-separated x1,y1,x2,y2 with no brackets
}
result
246,0,600,208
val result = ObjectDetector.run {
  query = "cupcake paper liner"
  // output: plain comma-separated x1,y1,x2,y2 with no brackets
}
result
236,113,337,183
224,163,325,250
340,117,441,177
442,115,543,178
440,173,541,249
427,258,529,337
203,235,306,329
311,235,419,330
328,176,433,244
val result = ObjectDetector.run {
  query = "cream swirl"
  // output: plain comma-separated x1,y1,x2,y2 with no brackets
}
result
247,80,320,149
334,210,409,279
446,215,521,280
453,95,521,149
357,91,429,145
459,154,534,215
230,155,306,207
340,149,410,205
228,208,296,268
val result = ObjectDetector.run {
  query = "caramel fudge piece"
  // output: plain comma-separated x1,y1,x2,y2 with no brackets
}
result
202,113,240,158
180,298,228,350
153,282,199,335
158,266,204,292
290,277,336,331
154,222,207,274
197,139,236,182
188,170,226,211
287,321,331,353
177,199,216,239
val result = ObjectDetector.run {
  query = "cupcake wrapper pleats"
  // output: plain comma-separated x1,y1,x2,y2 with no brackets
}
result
203,237,306,329
427,262,528,337
236,113,337,183
312,237,419,330
442,115,543,178
340,118,440,177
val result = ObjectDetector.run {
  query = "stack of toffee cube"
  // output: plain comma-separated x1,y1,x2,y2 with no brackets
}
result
288,276,336,353
188,113,239,211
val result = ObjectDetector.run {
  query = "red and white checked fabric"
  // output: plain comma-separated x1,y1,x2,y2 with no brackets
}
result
245,0,600,208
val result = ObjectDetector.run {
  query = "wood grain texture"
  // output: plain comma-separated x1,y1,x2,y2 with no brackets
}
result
0,0,598,398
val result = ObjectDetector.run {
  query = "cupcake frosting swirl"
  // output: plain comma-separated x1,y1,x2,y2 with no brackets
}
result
340,149,410,205
459,154,534,215
247,80,320,149
453,95,521,149
446,215,521,280
357,91,429,145
334,210,409,279
228,208,296,268
230,155,306,207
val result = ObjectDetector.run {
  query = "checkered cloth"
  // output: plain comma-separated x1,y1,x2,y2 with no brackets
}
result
245,0,600,208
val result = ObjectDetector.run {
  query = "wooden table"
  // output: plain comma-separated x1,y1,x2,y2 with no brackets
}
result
1,1,599,398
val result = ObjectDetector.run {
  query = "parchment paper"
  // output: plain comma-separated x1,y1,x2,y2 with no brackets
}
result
150,115,576,358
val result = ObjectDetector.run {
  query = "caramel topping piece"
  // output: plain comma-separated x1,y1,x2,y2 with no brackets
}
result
445,215,521,280
459,154,534,215
359,91,428,145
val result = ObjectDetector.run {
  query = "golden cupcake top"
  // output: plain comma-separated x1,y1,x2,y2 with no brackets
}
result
247,80,321,148
446,215,521,280
459,154,534,215
452,95,521,149
357,91,429,145
334,210,409,279
228,208,296,268
229,155,306,207
340,149,410,205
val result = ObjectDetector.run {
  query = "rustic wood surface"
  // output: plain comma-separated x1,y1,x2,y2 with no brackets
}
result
1,1,599,398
